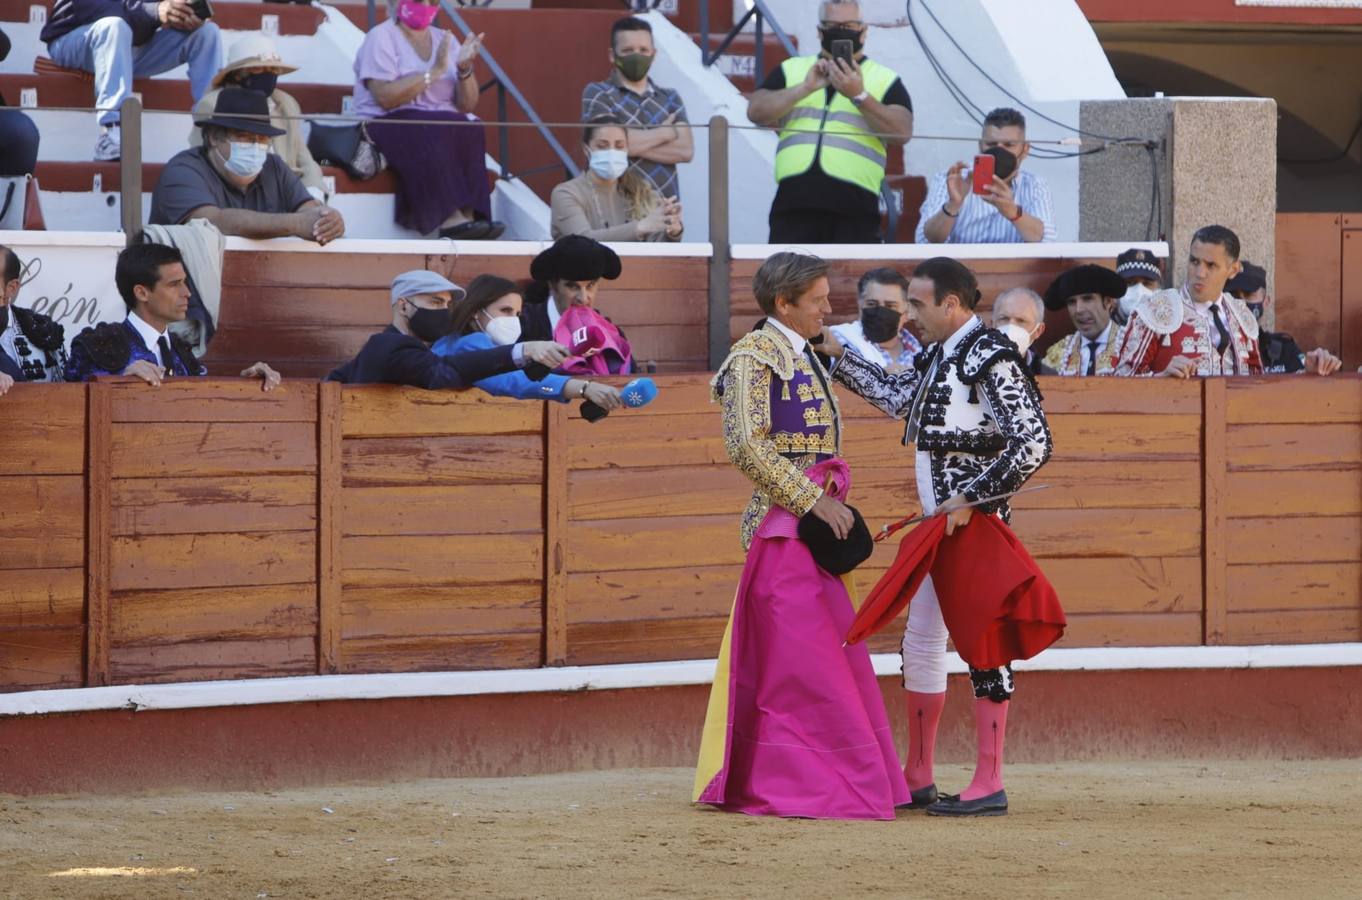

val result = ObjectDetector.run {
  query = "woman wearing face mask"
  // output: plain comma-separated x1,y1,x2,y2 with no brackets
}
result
432,274,624,408
190,35,327,202
550,116,683,242
353,0,504,239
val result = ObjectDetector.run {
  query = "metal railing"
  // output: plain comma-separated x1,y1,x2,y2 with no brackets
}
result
697,0,796,88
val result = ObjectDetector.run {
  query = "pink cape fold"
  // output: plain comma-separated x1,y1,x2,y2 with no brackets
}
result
696,458,909,820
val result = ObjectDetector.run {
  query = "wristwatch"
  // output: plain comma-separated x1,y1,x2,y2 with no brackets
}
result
850,90,870,107
1007,204,1025,223
422,70,432,87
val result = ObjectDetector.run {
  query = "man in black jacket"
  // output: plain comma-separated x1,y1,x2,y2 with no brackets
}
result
328,270,569,387
0,245,68,383
521,235,622,342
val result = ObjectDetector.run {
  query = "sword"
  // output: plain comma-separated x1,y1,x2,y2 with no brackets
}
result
873,484,1052,543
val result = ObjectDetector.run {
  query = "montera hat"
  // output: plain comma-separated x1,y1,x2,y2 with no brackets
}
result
1043,264,1127,311
390,270,466,305
1115,248,1163,282
1225,261,1267,295
211,34,298,88
198,87,286,137
530,235,622,283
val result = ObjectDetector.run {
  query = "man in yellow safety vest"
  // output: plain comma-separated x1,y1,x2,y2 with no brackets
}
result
747,0,913,244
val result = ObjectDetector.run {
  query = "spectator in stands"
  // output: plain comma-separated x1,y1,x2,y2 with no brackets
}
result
520,235,622,341
327,269,568,387
65,243,280,389
1112,225,1339,378
0,28,40,177
190,35,326,202
150,88,345,243
1114,247,1163,326
1040,264,1126,377
41,0,222,161
0,245,69,382
581,16,692,203
747,0,912,243
431,274,623,409
829,267,921,373
353,0,503,240
1228,261,1342,375
990,286,1047,375
917,108,1056,245
551,117,683,242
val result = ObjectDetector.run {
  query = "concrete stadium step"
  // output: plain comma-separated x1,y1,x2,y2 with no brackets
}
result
686,31,791,94
0,70,350,112
0,0,325,34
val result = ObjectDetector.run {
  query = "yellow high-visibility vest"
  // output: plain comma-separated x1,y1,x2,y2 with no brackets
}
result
774,55,898,195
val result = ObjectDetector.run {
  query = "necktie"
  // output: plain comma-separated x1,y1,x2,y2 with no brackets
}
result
1209,304,1231,355
1085,340,1100,376
157,336,176,375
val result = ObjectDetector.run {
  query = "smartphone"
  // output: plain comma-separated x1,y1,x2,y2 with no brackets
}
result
971,153,995,195
189,0,213,19
830,39,854,68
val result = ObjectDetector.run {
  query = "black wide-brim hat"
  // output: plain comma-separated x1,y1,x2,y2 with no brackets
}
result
1043,264,1127,311
798,504,875,575
198,86,286,137
1225,261,1267,294
530,235,622,283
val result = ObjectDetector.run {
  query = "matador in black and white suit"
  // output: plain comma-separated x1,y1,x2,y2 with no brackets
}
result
829,281,1052,817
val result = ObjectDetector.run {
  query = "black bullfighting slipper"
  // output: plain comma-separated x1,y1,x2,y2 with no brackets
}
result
895,783,944,809
925,789,1008,817
439,220,491,240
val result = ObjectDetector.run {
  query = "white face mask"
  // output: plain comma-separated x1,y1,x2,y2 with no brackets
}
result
219,140,268,178
999,322,1038,356
1120,283,1154,318
588,148,629,181
482,313,522,346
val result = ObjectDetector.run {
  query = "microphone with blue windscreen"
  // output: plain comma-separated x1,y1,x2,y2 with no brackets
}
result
581,377,658,422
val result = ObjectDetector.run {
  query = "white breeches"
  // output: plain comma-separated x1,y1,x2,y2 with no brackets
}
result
901,574,950,693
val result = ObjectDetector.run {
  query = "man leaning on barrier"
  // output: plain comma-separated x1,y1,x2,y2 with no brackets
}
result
0,245,69,384
747,0,913,244
65,243,281,390
326,270,569,388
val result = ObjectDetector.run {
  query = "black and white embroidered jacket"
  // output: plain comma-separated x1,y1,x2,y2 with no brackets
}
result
832,318,1052,521
0,305,67,383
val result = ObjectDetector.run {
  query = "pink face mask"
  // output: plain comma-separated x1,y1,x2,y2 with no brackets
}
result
398,0,439,30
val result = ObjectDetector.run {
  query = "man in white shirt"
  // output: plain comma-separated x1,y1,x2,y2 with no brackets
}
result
829,267,923,373
916,108,1056,245
1040,264,1127,376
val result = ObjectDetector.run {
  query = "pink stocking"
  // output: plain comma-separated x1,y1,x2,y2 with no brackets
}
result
960,698,1008,801
904,691,946,792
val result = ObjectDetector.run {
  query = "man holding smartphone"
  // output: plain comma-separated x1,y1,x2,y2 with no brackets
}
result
917,108,1056,244
43,0,222,162
747,0,913,244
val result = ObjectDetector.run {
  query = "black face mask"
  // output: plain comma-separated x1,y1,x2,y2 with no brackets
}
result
1247,302,1265,322
981,145,1018,181
237,72,279,96
820,26,864,56
408,304,453,343
861,305,902,343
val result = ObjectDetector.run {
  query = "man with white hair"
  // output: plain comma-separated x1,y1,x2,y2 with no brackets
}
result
989,286,1046,375
326,270,570,387
747,0,913,243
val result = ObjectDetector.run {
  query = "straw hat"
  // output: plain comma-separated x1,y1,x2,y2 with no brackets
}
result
210,34,299,88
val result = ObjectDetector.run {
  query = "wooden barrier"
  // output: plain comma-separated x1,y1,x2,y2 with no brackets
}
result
1,375,1359,694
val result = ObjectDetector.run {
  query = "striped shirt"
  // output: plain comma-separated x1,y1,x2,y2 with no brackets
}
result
581,71,689,201
915,168,1057,244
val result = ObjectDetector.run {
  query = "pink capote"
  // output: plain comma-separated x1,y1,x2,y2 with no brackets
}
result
695,458,909,820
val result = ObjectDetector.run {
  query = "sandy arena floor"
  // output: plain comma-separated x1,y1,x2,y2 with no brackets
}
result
1,761,1359,899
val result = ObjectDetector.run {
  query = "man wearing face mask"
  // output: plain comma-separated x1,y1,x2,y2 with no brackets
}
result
1227,261,1341,376
0,245,69,384
1040,265,1126,377
1113,248,1163,327
917,108,1056,245
747,0,913,244
829,267,922,373
326,270,570,387
150,88,346,245
990,287,1047,375
190,35,327,202
581,16,693,202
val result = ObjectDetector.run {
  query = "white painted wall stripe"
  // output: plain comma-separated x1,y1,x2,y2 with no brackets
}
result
2,644,1359,718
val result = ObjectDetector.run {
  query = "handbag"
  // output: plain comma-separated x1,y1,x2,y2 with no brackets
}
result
0,174,46,230
306,121,385,180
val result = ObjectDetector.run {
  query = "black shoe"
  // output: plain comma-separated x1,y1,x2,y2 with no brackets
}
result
895,783,941,809
439,220,490,240
482,220,506,240
925,789,1008,817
